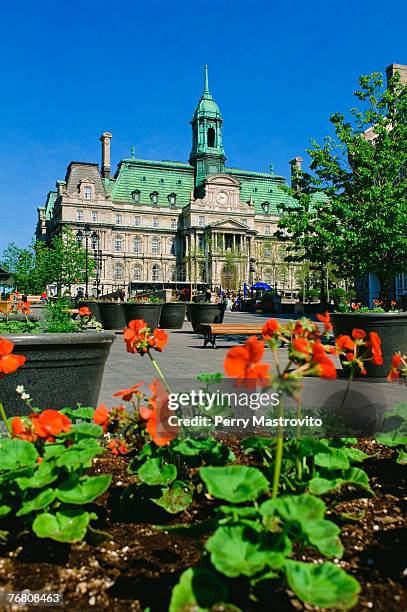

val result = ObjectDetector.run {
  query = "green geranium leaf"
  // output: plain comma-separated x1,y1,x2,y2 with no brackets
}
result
217,505,259,519
17,488,56,516
375,432,407,447
56,443,104,471
0,439,39,471
63,407,95,421
55,474,111,504
0,505,11,518
309,467,373,496
169,567,228,612
260,493,342,558
397,449,407,464
138,458,177,486
17,462,58,490
200,466,269,503
206,525,290,578
342,447,369,462
68,423,103,438
314,449,350,470
285,560,360,609
33,509,91,542
153,480,192,514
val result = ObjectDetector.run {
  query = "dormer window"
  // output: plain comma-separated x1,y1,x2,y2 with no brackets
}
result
83,186,93,200
150,191,159,204
168,193,176,206
261,201,270,214
132,190,141,204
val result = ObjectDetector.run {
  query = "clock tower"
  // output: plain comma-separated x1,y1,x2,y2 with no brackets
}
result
189,65,226,188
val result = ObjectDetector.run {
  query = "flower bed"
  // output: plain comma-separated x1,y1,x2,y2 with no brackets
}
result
0,315,406,610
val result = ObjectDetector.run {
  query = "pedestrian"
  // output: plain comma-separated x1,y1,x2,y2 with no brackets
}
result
205,288,212,302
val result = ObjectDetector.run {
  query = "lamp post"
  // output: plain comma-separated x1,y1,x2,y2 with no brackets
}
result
91,231,101,297
76,224,92,298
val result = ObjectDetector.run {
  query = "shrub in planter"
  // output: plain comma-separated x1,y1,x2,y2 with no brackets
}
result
0,300,115,415
187,303,224,333
159,302,187,329
123,301,163,330
98,301,126,329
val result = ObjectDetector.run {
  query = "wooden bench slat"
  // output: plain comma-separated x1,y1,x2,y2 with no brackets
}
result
201,323,265,348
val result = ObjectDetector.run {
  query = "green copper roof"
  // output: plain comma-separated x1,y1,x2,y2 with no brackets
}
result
226,168,293,215
193,65,222,120
44,191,57,220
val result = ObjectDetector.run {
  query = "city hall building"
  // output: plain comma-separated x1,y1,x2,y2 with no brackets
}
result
36,67,297,296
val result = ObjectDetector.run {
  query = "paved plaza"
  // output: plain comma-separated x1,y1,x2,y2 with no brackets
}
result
99,311,406,412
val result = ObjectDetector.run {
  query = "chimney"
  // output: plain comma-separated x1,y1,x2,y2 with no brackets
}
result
289,156,303,190
386,63,407,87
100,132,112,178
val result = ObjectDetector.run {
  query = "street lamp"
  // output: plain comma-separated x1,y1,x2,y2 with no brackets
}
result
76,225,92,298
91,232,102,297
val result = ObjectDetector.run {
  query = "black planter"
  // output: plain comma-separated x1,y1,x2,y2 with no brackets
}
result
0,331,115,416
187,303,224,333
331,312,407,377
159,303,186,329
98,302,126,329
78,300,102,324
122,303,163,330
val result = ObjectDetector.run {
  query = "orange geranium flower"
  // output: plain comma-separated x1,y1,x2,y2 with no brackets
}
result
113,382,144,402
149,329,168,352
291,337,312,359
352,328,366,339
369,332,383,366
93,403,110,432
0,338,26,375
224,336,269,388
31,410,71,441
262,319,280,340
79,306,91,317
141,381,177,446
311,342,337,379
108,439,129,456
11,416,36,442
123,320,168,355
336,335,355,352
316,312,332,332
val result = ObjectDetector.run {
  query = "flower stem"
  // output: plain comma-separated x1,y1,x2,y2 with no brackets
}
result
0,402,11,437
295,398,303,480
148,352,172,394
272,395,285,499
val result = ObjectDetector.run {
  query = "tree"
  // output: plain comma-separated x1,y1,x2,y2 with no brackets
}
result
48,226,93,293
0,243,42,293
278,70,407,303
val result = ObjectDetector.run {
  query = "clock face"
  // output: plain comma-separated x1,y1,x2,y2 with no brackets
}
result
216,191,228,205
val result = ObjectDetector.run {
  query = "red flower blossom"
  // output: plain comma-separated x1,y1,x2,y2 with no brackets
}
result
113,382,144,402
391,354,402,369
224,336,270,388
290,337,311,359
336,335,355,352
11,416,35,441
31,410,71,442
316,312,332,332
311,342,337,379
93,404,110,432
123,320,168,355
79,306,91,317
262,319,280,340
17,301,31,315
369,332,383,366
108,439,129,456
149,329,168,352
141,382,177,446
352,328,366,339
0,338,26,376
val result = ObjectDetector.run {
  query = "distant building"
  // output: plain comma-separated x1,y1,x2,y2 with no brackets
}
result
36,67,297,295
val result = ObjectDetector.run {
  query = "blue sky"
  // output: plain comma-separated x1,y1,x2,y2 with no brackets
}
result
0,0,405,252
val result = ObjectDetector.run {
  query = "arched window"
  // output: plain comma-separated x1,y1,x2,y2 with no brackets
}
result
207,127,215,147
114,235,122,252
131,190,141,204
133,236,141,254
132,265,142,281
152,264,161,282
169,266,176,281
169,238,175,255
114,262,124,281
151,237,160,255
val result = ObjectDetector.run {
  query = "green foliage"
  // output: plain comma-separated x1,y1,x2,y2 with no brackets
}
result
0,410,110,543
43,298,78,333
200,466,269,503
278,70,407,299
375,403,407,463
152,480,193,514
0,320,40,334
169,568,228,612
138,458,177,486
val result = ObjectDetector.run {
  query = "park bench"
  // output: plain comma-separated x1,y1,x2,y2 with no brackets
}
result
201,323,264,348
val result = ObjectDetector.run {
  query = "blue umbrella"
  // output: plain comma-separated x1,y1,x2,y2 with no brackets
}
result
251,282,272,291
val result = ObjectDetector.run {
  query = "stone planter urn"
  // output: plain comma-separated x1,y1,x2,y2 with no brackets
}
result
187,303,224,333
159,303,187,329
98,302,126,329
122,303,163,330
0,331,115,416
78,300,102,324
331,312,407,377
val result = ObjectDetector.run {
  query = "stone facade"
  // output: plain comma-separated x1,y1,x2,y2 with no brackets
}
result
36,67,297,295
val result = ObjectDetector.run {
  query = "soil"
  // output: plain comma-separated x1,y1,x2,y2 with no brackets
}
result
0,440,405,612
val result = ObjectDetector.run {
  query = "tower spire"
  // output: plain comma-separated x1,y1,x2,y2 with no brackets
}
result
203,64,210,97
